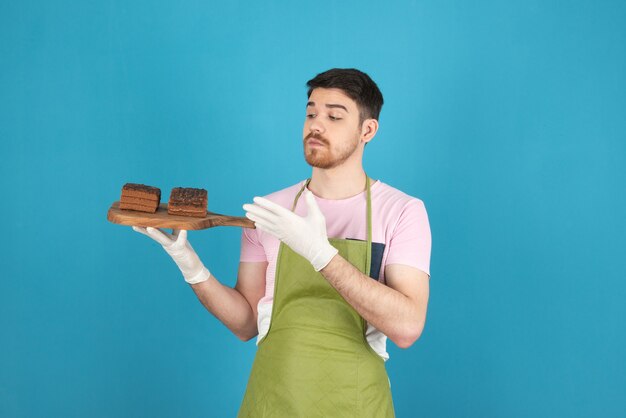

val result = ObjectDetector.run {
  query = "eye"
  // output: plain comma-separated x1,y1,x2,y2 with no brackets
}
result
306,113,316,119
329,115,342,121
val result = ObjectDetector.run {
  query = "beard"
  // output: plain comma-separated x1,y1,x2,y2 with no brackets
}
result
303,132,360,169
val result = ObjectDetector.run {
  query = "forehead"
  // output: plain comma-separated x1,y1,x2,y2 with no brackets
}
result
307,88,358,112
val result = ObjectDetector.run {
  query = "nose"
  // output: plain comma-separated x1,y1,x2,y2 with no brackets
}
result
308,117,325,134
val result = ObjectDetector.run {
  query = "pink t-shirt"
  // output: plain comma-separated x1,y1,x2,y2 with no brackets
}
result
240,179,431,360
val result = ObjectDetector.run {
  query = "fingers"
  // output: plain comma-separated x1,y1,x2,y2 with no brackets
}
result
245,212,276,232
132,225,171,244
251,218,279,237
252,197,291,216
243,203,280,224
132,226,191,250
145,227,175,246
241,201,283,236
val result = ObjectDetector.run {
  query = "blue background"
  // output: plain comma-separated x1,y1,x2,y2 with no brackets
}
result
2,1,625,417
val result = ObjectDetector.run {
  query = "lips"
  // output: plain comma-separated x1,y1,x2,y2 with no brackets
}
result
305,134,327,147
307,139,324,147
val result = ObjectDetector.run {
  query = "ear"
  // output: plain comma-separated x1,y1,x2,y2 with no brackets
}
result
360,118,379,144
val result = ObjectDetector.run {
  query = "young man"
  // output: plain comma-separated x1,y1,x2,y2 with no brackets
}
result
133,68,431,417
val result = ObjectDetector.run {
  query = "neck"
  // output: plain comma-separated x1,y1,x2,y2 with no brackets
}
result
308,164,369,199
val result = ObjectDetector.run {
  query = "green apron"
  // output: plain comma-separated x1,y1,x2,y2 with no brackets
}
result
238,178,395,418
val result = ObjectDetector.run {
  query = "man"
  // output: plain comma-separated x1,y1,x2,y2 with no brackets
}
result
133,68,431,417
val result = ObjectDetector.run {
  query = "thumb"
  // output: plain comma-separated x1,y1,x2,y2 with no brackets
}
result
176,230,188,245
163,229,189,253
146,227,175,246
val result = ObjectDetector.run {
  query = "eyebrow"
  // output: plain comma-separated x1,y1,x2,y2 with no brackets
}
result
306,101,349,112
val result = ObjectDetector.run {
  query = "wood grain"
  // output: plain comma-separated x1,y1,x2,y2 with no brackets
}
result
107,201,254,230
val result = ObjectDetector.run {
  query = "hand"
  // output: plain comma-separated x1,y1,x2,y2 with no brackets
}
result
243,190,338,271
132,227,211,284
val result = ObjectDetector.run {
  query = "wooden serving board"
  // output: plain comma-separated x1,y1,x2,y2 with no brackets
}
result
107,201,254,230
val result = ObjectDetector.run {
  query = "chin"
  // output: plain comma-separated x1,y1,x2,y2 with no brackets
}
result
306,157,340,170
304,152,332,169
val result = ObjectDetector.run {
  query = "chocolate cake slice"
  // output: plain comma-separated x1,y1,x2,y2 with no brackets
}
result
168,187,208,218
119,183,161,213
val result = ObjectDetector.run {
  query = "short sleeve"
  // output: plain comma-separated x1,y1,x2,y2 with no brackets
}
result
240,227,268,262
385,199,432,276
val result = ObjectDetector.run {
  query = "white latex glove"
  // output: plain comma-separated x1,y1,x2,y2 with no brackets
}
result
132,227,211,284
243,190,338,271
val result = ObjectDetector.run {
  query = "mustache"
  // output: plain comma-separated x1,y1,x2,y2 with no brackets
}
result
304,133,329,145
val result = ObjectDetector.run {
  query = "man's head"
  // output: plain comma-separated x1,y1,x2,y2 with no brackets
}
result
303,69,383,169
306,68,384,125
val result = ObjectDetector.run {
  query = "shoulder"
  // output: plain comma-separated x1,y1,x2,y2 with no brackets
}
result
373,181,427,214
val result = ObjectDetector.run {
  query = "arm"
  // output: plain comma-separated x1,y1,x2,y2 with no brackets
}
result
189,262,267,342
133,227,266,341
320,258,429,348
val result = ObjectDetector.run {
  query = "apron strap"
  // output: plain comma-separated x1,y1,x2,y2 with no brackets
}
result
291,180,309,211
365,176,372,277
291,177,373,276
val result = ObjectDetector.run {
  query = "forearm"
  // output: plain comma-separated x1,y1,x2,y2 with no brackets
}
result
189,275,258,341
320,255,425,348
